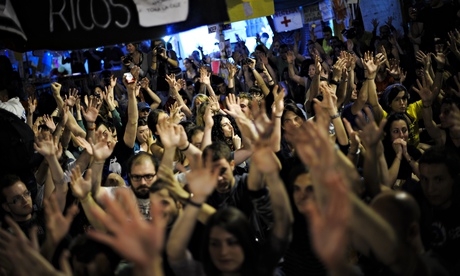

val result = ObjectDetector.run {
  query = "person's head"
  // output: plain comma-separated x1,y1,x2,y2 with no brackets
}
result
126,43,138,54
136,119,151,145
384,113,410,143
212,114,234,139
138,102,151,120
237,92,252,118
202,142,235,193
419,146,460,209
379,25,391,39
254,45,266,58
260,32,269,44
370,191,422,246
383,84,409,114
281,102,306,131
187,126,204,149
0,175,33,221
96,119,117,143
191,93,209,114
279,44,289,60
439,97,460,129
202,207,256,275
289,165,313,215
70,235,121,276
322,26,333,41
149,179,182,226
127,152,159,199
183,58,197,71
147,109,168,136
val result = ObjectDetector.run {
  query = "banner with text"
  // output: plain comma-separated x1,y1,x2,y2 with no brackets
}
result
1,0,230,52
273,8,303,33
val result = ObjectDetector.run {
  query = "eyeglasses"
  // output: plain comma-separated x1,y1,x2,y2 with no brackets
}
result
130,174,156,182
8,191,32,205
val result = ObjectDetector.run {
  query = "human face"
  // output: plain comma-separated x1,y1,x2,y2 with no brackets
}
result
439,104,454,128
129,159,157,199
323,31,332,41
191,130,204,150
97,124,116,146
239,98,250,117
293,173,314,215
208,158,235,193
308,64,316,78
209,226,244,273
150,188,180,226
389,120,409,142
282,110,303,130
220,117,234,138
139,108,150,120
94,87,103,97
390,91,408,113
126,43,136,54
1,181,33,221
420,163,454,209
136,125,150,144
183,59,192,69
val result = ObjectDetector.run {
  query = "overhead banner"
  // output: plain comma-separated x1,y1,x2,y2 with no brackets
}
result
226,0,274,22
303,4,322,24
273,8,303,33
0,0,230,52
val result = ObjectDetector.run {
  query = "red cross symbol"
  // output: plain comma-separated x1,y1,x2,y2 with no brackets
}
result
281,16,291,27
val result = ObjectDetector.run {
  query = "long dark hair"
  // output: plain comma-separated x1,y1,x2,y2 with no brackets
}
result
201,207,257,275
211,114,240,150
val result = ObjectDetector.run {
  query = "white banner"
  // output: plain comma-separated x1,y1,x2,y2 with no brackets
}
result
273,8,303,32
133,0,189,28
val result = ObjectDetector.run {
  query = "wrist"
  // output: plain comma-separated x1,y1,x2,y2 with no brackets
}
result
422,102,432,108
80,192,92,203
330,111,340,119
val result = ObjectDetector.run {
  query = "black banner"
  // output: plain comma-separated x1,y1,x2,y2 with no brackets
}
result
1,0,229,52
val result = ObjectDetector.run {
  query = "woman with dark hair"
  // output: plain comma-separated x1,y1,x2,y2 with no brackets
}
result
378,83,423,147
383,113,421,189
122,43,149,78
183,58,198,82
211,114,241,151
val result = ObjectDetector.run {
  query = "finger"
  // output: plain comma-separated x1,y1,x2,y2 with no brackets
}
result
59,250,72,276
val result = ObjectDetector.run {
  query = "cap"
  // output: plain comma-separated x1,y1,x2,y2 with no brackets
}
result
137,102,150,111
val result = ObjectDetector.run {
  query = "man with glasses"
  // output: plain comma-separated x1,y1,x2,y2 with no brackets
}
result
0,174,46,243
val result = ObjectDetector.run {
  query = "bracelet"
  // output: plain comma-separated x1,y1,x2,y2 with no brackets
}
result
366,78,375,81
275,115,282,119
188,198,203,208
87,125,96,131
179,142,190,152
330,113,340,120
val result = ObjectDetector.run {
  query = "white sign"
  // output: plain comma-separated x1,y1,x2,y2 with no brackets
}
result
133,0,189,28
303,4,322,24
273,8,303,32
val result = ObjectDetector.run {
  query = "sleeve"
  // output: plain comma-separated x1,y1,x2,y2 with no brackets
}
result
110,108,123,129
407,100,423,123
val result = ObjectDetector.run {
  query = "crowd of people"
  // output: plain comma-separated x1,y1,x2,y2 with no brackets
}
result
0,0,459,275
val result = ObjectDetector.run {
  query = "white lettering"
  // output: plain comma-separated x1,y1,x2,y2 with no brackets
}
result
49,0,71,32
91,0,111,29
109,0,130,28
77,0,94,31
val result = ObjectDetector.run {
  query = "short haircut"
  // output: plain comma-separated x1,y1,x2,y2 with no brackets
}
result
322,26,332,33
202,141,232,163
238,92,253,103
70,234,121,270
0,174,21,203
419,145,460,179
149,178,181,203
187,126,204,142
126,152,159,186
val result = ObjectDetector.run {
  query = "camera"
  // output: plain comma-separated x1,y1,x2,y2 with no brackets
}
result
123,56,133,64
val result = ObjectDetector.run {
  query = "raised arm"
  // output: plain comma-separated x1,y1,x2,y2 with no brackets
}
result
364,51,386,123
247,58,270,96
286,51,305,86
123,70,139,148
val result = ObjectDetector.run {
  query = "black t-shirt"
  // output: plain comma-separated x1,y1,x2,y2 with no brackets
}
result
16,209,46,245
103,139,134,184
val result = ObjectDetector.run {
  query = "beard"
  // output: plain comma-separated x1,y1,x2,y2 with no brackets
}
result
132,184,150,199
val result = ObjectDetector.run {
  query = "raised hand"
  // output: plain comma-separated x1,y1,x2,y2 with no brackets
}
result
110,75,117,88
169,101,184,124
304,170,351,271
65,88,79,107
371,18,379,29
412,74,437,106
208,95,220,113
87,188,167,269
70,165,93,200
343,118,361,153
315,83,338,117
200,69,211,86
182,153,219,203
392,138,405,156
203,104,214,128
251,99,274,146
224,93,244,118
81,96,102,124
91,129,116,162
43,114,56,133
34,131,58,157
165,74,177,89
74,136,93,155
286,50,295,64
156,119,181,149
44,193,79,246
355,107,387,149
51,82,62,96
28,95,37,115
102,85,116,111
272,85,285,117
